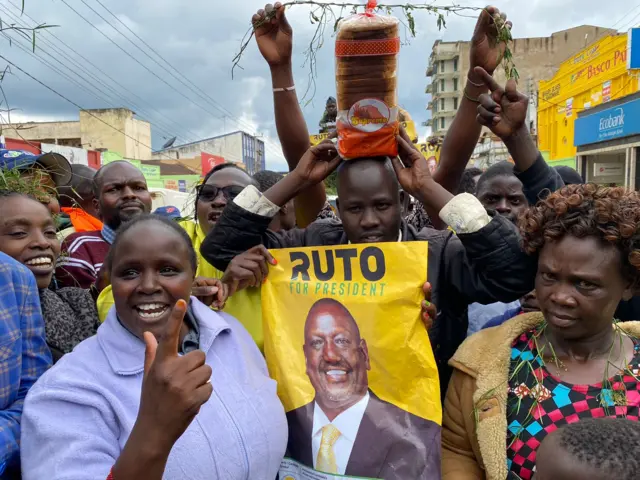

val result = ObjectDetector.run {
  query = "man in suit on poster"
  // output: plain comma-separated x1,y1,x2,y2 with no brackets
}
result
286,298,441,479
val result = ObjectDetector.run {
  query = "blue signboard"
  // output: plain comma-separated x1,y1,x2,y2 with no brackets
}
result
628,28,640,70
178,179,187,193
574,97,640,146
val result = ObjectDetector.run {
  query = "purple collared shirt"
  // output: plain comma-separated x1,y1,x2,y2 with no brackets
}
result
21,298,287,479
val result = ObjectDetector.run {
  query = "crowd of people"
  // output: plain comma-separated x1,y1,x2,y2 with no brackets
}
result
0,3,639,479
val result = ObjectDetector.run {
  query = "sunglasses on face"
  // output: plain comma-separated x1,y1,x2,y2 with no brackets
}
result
196,185,245,203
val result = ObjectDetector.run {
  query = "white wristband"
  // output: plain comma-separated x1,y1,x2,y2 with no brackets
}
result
273,86,296,93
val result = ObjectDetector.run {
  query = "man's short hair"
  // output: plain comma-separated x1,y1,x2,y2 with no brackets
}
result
555,418,640,480
336,157,399,192
92,161,141,197
554,166,584,185
253,170,284,193
475,161,516,193
59,164,96,207
457,167,482,195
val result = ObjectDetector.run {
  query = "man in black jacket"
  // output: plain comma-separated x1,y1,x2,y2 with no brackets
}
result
201,133,537,391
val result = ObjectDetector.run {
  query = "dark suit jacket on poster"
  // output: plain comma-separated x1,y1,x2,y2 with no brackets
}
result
286,391,441,479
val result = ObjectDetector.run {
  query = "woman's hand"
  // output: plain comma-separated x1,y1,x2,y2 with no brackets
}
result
421,282,437,330
254,2,292,68
191,277,228,310
137,300,213,450
221,245,277,296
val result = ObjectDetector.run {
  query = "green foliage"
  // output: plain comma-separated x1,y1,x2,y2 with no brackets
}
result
233,1,520,89
324,170,337,195
0,167,56,203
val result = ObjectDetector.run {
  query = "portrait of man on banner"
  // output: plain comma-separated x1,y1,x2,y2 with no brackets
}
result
287,298,440,478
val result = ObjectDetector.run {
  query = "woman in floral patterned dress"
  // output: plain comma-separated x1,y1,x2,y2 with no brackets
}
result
441,184,640,480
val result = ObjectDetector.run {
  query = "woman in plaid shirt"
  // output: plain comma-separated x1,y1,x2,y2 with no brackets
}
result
0,252,51,478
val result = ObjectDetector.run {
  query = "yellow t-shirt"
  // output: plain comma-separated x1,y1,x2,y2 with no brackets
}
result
96,220,264,350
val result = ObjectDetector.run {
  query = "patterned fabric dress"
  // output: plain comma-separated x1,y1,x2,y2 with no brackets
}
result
506,328,640,480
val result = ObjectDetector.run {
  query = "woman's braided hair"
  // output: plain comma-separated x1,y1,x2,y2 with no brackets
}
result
519,183,640,287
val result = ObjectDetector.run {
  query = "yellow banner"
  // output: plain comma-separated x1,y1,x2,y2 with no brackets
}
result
310,132,332,146
262,242,441,479
417,142,440,172
400,120,418,143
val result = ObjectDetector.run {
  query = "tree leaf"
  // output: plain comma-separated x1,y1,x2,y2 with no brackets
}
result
405,10,416,36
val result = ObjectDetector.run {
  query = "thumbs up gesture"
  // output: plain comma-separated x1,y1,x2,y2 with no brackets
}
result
137,299,213,449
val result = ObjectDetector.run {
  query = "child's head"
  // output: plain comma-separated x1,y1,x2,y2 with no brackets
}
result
534,418,640,480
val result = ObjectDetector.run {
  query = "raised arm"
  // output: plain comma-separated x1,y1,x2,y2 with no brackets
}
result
474,67,564,204
392,131,536,304
201,142,342,271
428,6,512,228
254,3,327,227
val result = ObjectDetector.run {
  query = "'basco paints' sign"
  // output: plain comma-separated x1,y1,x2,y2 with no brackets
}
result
348,99,391,132
586,49,627,79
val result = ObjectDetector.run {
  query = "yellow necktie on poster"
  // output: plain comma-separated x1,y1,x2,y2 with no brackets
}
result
316,424,341,474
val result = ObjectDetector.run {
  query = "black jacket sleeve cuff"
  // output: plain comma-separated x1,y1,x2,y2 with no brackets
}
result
514,152,565,205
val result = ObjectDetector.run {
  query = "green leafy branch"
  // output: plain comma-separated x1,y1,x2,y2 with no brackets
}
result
232,1,518,102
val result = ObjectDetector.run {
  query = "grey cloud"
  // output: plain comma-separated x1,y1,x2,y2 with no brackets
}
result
0,0,630,170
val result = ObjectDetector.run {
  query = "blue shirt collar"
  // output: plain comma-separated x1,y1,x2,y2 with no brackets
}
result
101,224,116,245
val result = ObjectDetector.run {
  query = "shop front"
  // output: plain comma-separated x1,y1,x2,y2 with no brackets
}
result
574,92,640,188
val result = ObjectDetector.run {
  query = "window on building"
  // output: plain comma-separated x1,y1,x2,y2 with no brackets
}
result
433,101,437,112
440,79,445,92
453,78,458,91
453,58,458,71
453,97,459,110
440,60,445,72
440,117,445,130
440,98,445,111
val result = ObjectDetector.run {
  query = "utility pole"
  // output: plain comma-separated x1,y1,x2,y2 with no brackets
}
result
526,75,537,136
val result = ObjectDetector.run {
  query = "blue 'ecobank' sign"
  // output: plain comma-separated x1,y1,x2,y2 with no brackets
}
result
574,97,640,146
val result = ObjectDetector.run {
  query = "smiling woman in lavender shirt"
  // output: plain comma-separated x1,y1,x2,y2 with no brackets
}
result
21,215,288,480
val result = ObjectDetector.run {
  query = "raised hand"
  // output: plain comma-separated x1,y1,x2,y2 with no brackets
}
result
469,6,512,76
137,299,213,450
191,277,228,310
391,128,433,198
474,66,529,140
222,245,277,296
253,2,292,68
293,140,342,189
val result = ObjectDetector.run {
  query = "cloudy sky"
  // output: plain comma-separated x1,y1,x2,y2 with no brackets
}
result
0,0,636,170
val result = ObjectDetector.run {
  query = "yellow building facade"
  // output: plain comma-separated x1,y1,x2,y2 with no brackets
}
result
538,33,639,164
